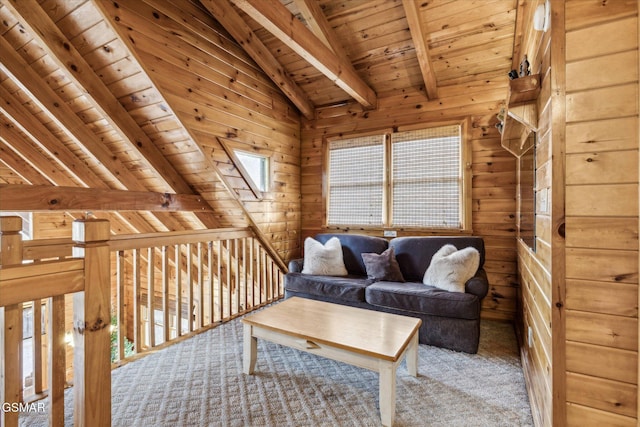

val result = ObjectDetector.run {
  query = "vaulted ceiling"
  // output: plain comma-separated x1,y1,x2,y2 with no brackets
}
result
0,0,520,253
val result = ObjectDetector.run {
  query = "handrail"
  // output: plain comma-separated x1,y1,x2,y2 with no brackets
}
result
22,238,74,261
2,219,286,427
0,217,111,427
0,259,84,306
108,227,252,251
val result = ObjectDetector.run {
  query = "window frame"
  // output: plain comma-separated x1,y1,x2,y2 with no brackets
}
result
322,120,472,233
218,137,273,200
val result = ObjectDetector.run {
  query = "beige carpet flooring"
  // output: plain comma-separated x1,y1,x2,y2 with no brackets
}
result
21,308,533,426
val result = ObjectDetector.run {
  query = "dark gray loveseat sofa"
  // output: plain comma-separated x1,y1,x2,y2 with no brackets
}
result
284,234,489,353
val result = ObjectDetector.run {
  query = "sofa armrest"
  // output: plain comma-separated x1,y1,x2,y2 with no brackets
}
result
465,268,489,299
288,258,304,273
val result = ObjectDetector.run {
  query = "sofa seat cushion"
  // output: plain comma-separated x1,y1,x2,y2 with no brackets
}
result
284,273,369,303
365,281,480,320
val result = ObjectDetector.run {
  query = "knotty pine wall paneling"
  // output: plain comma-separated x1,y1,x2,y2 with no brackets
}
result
95,0,302,260
563,0,639,424
516,1,639,425
512,0,554,423
301,81,518,321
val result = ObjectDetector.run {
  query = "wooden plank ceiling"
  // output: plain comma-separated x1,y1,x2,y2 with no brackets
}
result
0,0,518,251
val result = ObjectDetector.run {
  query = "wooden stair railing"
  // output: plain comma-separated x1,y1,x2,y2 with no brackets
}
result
0,217,111,427
0,218,285,426
108,227,285,361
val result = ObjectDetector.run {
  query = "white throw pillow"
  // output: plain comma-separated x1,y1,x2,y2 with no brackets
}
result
423,244,480,293
301,237,348,276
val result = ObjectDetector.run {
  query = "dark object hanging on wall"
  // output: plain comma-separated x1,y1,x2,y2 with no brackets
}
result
519,55,530,77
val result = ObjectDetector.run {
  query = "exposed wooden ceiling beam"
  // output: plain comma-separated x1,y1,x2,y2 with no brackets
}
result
0,139,50,186
97,0,287,271
0,36,133,191
0,184,214,212
198,0,315,119
3,0,222,230
0,35,194,231
0,126,78,187
292,0,351,64
229,0,378,109
402,0,439,100
0,85,178,233
0,84,112,189
4,0,188,194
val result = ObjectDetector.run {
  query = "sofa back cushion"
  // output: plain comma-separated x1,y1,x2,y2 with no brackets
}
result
314,233,389,276
389,236,485,282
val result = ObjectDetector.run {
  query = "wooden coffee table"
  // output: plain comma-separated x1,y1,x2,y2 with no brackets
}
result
242,297,421,427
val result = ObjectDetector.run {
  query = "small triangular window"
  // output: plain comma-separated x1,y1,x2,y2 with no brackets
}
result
234,150,269,193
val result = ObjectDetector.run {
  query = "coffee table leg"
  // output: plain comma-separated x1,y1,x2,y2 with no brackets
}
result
379,361,396,427
243,323,257,375
406,332,419,377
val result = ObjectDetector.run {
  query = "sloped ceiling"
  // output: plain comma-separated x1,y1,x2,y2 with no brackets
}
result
0,0,520,258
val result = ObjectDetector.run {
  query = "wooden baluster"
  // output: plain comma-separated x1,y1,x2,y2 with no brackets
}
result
147,247,155,348
133,249,142,353
175,244,182,337
0,216,24,427
225,239,231,320
256,241,262,306
234,238,240,315
248,237,254,310
207,242,213,325
32,299,43,395
72,219,111,427
242,237,247,313
116,250,126,361
197,242,203,329
261,248,267,304
162,246,169,344
216,240,222,322
186,243,193,332
48,294,65,426
271,255,275,300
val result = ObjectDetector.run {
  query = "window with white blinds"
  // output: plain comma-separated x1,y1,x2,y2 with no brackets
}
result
326,124,465,229
391,125,461,228
327,134,385,226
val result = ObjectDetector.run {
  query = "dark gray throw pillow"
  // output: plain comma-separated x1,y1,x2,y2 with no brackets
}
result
361,247,405,282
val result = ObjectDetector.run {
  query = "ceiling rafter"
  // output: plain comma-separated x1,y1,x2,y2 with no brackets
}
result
229,0,378,110
0,138,49,186
4,0,222,230
402,0,439,100
95,0,287,271
0,184,215,213
291,0,351,65
0,36,135,190
0,90,170,234
0,123,79,187
0,36,187,232
0,84,107,189
4,0,188,194
197,0,315,120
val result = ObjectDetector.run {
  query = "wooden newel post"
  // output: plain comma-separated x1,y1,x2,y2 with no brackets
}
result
0,216,24,427
72,219,111,427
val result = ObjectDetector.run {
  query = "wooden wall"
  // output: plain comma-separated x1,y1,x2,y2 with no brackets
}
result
97,0,302,261
300,82,519,321
563,0,639,424
517,1,639,425
515,1,554,425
